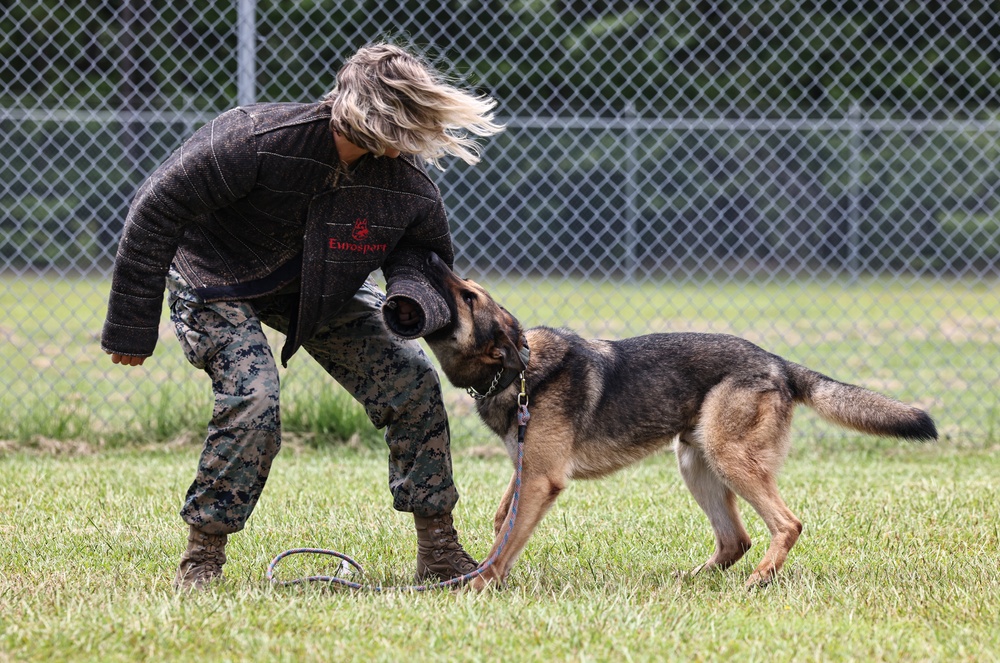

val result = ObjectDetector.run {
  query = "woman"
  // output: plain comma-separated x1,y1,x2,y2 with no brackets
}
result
102,42,504,589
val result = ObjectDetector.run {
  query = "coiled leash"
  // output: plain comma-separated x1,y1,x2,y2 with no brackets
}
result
266,375,530,592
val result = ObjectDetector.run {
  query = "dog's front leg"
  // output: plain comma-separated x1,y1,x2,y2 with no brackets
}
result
493,471,517,537
470,471,565,591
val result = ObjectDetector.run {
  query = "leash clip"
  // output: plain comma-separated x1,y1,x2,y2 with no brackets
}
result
517,372,530,424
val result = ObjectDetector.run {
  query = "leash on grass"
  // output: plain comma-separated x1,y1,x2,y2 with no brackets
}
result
266,375,529,592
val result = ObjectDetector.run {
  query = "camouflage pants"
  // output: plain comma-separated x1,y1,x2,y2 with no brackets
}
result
166,267,458,536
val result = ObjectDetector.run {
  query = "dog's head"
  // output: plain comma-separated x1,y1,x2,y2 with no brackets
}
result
418,253,528,393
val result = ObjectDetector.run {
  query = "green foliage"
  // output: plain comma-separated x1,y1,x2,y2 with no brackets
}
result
936,211,1000,265
447,121,1000,276
6,2,999,114
4,2,1000,272
279,372,384,448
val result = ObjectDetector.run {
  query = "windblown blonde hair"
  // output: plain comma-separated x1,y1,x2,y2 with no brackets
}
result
323,43,504,170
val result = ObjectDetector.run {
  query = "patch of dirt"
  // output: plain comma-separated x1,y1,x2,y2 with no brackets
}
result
464,444,508,459
0,436,101,455
0,431,373,457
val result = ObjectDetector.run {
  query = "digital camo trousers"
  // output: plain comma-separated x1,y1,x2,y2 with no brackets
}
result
166,268,459,536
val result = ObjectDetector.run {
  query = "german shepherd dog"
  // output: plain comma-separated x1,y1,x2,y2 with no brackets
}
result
412,254,937,590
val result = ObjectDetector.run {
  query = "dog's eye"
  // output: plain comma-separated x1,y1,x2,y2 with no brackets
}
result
461,291,476,307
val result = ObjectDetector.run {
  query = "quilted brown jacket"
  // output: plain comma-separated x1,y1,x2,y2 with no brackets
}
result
101,102,454,365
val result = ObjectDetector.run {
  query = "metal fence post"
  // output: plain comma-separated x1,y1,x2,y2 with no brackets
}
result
847,102,863,282
237,0,256,107
624,103,639,281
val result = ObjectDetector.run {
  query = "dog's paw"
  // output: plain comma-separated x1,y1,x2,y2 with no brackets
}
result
744,570,775,590
464,573,506,592
468,576,489,592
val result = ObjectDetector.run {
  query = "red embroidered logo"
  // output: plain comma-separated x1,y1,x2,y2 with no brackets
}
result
351,218,369,242
329,218,387,255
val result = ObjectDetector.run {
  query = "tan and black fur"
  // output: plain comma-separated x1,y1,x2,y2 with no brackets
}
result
414,254,937,590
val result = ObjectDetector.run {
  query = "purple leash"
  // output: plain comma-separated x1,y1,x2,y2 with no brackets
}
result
266,381,530,592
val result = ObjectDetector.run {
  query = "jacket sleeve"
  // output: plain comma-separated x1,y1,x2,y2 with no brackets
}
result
382,194,455,339
101,108,258,357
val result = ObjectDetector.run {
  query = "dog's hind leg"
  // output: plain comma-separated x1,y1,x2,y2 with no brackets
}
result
700,383,802,589
675,435,752,574
726,472,802,589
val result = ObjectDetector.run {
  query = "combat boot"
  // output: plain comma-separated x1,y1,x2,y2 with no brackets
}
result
173,526,227,590
414,513,479,581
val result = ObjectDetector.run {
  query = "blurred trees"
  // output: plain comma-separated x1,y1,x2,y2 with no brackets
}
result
4,0,998,115
1,1,998,274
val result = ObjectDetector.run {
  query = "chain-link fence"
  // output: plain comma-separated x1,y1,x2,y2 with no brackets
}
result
2,1,998,444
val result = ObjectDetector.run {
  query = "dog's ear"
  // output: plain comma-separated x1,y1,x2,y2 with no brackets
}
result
493,331,529,372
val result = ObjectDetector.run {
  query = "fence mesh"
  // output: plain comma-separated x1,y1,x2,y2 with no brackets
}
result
2,1,998,444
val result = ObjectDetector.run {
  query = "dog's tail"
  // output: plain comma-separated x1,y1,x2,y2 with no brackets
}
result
787,363,937,441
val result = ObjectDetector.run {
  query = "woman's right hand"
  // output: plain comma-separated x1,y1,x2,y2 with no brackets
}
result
109,353,146,367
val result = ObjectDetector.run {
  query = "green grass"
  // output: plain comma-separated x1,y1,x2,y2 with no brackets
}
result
2,438,998,661
3,273,998,660
2,273,998,446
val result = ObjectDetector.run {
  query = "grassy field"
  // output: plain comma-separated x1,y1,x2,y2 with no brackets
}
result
2,437,998,661
2,273,998,660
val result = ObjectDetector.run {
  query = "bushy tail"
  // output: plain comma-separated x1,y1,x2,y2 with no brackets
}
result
787,363,937,441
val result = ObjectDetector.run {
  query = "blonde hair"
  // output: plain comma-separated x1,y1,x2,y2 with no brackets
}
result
323,43,504,170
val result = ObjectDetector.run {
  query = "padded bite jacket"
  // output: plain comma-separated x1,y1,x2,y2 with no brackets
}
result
102,102,455,365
